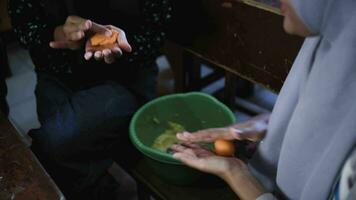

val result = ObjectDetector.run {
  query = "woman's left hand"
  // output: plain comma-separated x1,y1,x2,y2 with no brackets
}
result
84,25,132,64
171,143,266,199
171,143,248,179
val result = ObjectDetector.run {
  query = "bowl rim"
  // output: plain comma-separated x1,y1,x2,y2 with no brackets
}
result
129,92,236,164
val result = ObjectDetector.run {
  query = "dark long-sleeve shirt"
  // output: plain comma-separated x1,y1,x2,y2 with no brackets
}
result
8,0,172,75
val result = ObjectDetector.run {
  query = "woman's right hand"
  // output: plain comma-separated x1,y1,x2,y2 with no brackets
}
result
50,16,111,50
176,113,270,143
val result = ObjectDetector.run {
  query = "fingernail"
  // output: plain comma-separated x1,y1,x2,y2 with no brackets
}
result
84,52,91,60
94,52,102,60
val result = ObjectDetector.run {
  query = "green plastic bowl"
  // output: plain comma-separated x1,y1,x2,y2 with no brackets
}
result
129,92,235,185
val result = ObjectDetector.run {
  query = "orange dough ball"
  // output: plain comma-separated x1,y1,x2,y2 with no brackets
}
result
214,139,235,157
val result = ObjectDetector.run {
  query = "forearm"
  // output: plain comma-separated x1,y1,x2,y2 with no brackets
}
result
222,168,266,200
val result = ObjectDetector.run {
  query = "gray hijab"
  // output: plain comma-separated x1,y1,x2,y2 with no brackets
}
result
249,0,356,199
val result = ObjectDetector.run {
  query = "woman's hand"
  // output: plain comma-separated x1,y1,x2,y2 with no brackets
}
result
50,16,111,50
176,113,270,143
84,25,132,64
171,143,247,178
171,143,266,199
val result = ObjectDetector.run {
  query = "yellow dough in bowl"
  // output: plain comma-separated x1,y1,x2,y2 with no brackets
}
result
152,122,185,152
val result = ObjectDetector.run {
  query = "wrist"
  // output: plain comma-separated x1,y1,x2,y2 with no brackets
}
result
220,162,249,182
223,165,266,200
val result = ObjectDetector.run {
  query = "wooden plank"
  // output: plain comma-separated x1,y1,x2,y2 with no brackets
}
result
237,0,281,15
0,112,65,200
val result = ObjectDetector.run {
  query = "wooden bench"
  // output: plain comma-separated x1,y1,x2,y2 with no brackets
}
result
0,111,65,200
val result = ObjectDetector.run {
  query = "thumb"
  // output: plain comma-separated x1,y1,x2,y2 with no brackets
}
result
50,41,80,50
117,31,132,53
89,21,112,36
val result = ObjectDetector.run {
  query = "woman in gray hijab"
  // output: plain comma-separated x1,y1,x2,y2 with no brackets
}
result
171,0,356,199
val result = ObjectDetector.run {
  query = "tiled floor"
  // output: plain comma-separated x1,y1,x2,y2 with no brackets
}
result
5,41,277,199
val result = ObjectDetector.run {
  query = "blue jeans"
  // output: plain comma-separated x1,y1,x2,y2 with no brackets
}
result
30,66,158,199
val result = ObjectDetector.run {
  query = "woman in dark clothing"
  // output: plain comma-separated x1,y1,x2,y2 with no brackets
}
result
8,0,171,199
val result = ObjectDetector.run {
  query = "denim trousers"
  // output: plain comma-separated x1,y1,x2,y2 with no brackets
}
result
30,65,158,199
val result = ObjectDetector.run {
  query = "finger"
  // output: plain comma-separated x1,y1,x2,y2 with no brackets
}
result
49,41,80,50
102,49,111,56
173,153,202,169
84,52,93,60
102,49,115,64
173,152,196,162
50,41,68,49
68,31,85,41
79,20,91,31
170,144,188,153
182,143,214,157
177,128,235,142
85,40,93,52
177,131,217,142
112,47,123,58
176,132,195,141
63,20,90,34
66,15,87,24
171,144,199,158
62,24,77,34
117,30,132,52
181,142,201,149
94,51,103,60
90,22,112,36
